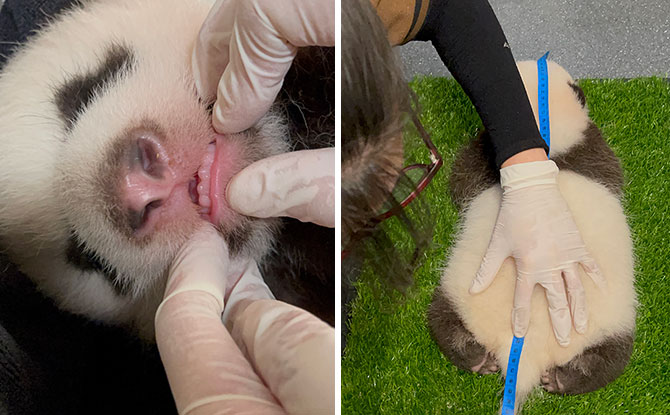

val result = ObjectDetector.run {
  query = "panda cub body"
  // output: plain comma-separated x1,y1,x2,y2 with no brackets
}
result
429,61,635,409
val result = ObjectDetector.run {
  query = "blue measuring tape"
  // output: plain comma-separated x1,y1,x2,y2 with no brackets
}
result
500,53,550,415
501,336,525,415
537,51,551,156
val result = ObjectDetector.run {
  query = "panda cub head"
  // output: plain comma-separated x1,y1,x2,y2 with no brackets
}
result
449,60,624,210
0,0,290,337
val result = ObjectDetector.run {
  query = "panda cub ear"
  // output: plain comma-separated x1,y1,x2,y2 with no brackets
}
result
568,81,587,108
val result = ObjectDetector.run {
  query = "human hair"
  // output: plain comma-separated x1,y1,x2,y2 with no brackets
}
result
341,0,434,293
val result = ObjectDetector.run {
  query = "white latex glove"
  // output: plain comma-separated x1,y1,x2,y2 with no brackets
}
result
226,148,335,228
192,0,335,134
226,298,335,415
155,226,334,415
469,160,606,346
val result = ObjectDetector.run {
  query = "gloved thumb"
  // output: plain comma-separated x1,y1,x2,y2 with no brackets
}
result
160,225,230,311
470,228,509,294
226,148,335,227
580,257,607,290
209,0,335,133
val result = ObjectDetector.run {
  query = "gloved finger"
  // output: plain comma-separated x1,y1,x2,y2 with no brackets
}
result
222,260,275,324
212,0,335,133
227,299,334,415
156,290,285,415
470,225,510,294
157,228,284,414
192,0,238,101
540,273,572,347
562,264,587,334
160,225,230,312
511,274,535,337
580,256,607,290
226,148,335,227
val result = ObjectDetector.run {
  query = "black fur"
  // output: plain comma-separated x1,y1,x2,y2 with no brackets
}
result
0,0,80,69
427,287,497,374
541,333,634,394
569,81,587,107
449,82,624,211
259,46,335,326
260,220,335,325
428,285,634,393
223,222,254,257
65,231,128,296
279,47,335,150
0,254,175,415
54,43,134,132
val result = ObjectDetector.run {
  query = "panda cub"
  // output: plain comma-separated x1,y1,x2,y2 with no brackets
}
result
0,0,334,339
429,61,635,409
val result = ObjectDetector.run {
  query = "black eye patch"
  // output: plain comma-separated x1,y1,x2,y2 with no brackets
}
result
54,43,135,132
65,230,130,296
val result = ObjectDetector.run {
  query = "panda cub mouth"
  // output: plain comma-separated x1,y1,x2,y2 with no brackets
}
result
189,140,222,224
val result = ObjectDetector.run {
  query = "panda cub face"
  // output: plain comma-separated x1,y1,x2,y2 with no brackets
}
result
0,0,288,337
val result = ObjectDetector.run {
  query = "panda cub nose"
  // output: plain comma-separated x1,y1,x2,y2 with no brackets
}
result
121,130,177,232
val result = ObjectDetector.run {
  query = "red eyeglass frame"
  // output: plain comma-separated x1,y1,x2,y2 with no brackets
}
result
342,114,443,259
374,114,444,221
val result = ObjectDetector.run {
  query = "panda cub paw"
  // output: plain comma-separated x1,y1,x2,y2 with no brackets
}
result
541,368,565,393
471,351,500,375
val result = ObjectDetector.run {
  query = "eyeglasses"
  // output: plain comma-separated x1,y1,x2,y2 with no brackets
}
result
374,113,443,221
342,114,443,259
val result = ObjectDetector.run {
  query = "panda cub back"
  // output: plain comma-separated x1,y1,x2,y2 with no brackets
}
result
429,61,636,409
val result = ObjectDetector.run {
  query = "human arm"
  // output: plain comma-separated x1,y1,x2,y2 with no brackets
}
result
372,0,548,165
412,0,547,167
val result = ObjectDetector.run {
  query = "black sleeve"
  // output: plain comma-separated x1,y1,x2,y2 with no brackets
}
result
414,0,548,167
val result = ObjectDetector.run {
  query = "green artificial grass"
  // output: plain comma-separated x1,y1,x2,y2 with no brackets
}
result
341,77,670,414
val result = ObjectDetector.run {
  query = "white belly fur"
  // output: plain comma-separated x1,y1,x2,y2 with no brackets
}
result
439,170,636,399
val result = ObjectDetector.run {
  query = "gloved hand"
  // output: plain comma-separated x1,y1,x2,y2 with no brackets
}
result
192,0,335,134
469,160,606,346
226,148,335,228
225,297,335,415
155,226,334,415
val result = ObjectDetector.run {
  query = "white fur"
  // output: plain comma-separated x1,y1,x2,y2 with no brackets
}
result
516,60,591,156
439,61,636,405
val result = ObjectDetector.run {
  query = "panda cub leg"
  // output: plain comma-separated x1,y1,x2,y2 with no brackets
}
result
428,288,499,374
541,332,634,394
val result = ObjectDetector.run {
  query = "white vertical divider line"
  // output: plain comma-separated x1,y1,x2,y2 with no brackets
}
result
333,0,342,412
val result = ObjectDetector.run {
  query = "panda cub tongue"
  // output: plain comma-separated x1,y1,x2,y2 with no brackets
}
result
197,137,228,226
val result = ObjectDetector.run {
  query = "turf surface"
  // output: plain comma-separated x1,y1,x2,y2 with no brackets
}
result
341,77,670,414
